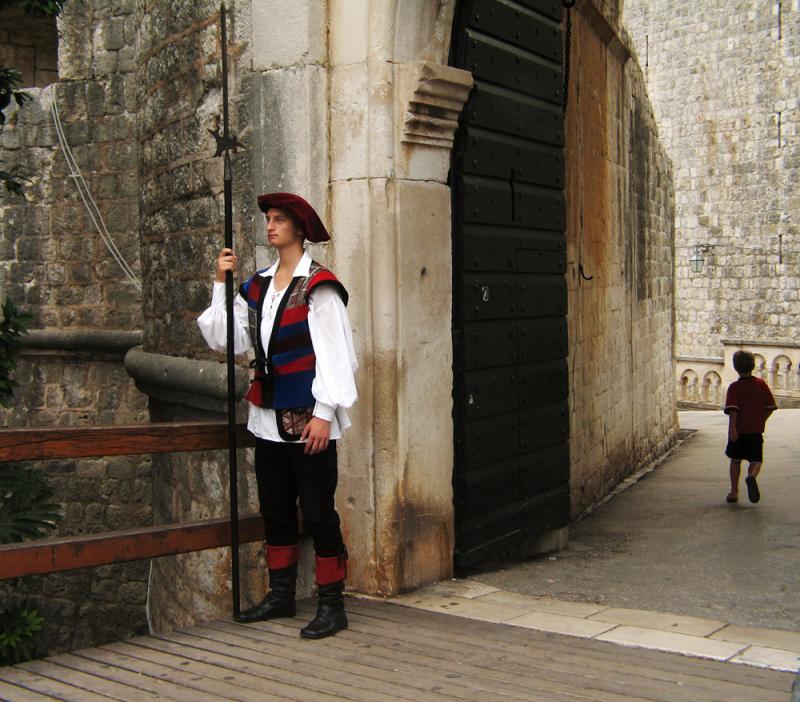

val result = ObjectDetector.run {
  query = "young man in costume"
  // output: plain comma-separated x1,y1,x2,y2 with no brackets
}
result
197,192,357,639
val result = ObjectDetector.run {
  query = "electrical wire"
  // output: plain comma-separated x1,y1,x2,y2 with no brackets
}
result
50,87,142,291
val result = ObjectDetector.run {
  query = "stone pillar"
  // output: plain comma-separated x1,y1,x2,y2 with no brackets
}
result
328,1,471,594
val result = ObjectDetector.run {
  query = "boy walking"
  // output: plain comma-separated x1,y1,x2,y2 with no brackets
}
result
723,350,776,504
198,192,357,639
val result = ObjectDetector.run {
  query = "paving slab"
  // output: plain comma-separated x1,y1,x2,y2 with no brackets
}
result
595,625,747,661
476,588,607,617
587,607,726,637
392,592,523,623
506,610,617,638
711,624,800,653
731,646,800,671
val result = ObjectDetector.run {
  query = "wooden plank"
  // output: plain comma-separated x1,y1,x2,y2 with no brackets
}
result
0,421,255,462
270,609,652,702
54,650,222,702
305,600,766,702
0,679,58,701
2,598,793,702
329,606,696,702
192,621,587,702
17,657,165,701
87,642,350,702
225,614,651,702
101,641,280,702
344,599,793,700
114,636,367,702
0,664,113,701
161,625,487,702
0,514,264,580
348,598,792,688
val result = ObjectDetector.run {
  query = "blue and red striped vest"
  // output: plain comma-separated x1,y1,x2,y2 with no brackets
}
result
239,262,348,416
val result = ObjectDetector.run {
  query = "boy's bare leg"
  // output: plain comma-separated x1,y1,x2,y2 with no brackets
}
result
747,461,761,478
728,460,741,500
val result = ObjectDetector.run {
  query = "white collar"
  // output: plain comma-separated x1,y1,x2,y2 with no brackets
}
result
260,250,312,279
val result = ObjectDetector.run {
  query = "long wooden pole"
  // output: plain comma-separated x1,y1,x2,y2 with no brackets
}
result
220,2,240,619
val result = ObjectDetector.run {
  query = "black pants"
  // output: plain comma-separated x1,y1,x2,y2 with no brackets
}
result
254,438,343,558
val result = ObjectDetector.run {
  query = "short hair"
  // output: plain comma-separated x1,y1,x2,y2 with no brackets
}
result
732,350,755,374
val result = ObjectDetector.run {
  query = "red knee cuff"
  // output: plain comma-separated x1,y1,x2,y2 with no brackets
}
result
315,554,347,585
266,544,300,569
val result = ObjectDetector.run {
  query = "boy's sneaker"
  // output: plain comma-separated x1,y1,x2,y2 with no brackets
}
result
745,476,760,503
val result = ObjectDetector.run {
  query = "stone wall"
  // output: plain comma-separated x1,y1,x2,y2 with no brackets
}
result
0,0,149,655
0,6,58,88
135,0,264,630
623,1,800,361
565,0,678,516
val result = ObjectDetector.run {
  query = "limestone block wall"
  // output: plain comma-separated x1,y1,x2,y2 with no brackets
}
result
565,1,678,516
0,0,151,655
133,0,265,631
0,6,58,88
624,2,800,361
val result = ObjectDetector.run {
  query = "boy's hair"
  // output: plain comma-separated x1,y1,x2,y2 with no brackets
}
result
732,350,756,374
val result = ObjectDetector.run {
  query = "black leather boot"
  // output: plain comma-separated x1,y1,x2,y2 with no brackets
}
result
300,580,347,639
235,562,297,623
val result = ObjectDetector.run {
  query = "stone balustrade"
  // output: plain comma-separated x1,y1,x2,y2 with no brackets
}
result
677,340,800,409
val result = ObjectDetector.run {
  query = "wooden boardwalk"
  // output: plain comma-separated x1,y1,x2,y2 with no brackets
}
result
0,598,794,701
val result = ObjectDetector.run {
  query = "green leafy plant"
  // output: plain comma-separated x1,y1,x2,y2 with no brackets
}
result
0,465,61,543
0,299,33,406
0,162,28,198
0,67,32,127
0,300,61,665
0,607,43,665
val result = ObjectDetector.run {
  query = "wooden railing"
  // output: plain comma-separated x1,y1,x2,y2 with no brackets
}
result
0,421,259,580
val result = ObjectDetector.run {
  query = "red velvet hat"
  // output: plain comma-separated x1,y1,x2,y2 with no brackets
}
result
256,192,330,243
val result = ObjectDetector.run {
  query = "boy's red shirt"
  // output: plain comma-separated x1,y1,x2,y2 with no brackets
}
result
724,376,777,433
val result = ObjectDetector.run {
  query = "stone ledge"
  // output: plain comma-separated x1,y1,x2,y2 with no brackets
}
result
22,328,142,355
722,339,800,350
677,355,724,364
124,346,249,414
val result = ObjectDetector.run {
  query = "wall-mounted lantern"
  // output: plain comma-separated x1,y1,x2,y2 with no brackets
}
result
689,244,714,273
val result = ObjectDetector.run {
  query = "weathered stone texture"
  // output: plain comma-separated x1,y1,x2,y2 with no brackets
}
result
0,7,59,88
565,6,678,517
624,2,800,359
0,0,148,656
136,0,254,357
135,0,261,631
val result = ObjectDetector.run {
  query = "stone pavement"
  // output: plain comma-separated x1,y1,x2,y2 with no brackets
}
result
386,409,799,675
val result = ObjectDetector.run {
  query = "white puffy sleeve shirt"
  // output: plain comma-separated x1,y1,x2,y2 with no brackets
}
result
196,252,358,442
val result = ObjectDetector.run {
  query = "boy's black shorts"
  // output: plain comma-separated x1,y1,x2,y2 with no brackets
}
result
725,433,763,463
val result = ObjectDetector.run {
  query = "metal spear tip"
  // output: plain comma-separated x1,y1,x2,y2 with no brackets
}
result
208,126,246,157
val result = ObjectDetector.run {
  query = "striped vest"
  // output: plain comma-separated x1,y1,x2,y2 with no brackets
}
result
239,262,348,416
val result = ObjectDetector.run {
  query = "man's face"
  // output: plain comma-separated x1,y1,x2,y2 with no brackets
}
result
265,207,303,249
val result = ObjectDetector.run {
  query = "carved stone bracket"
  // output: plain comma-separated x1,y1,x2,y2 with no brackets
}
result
399,61,473,150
